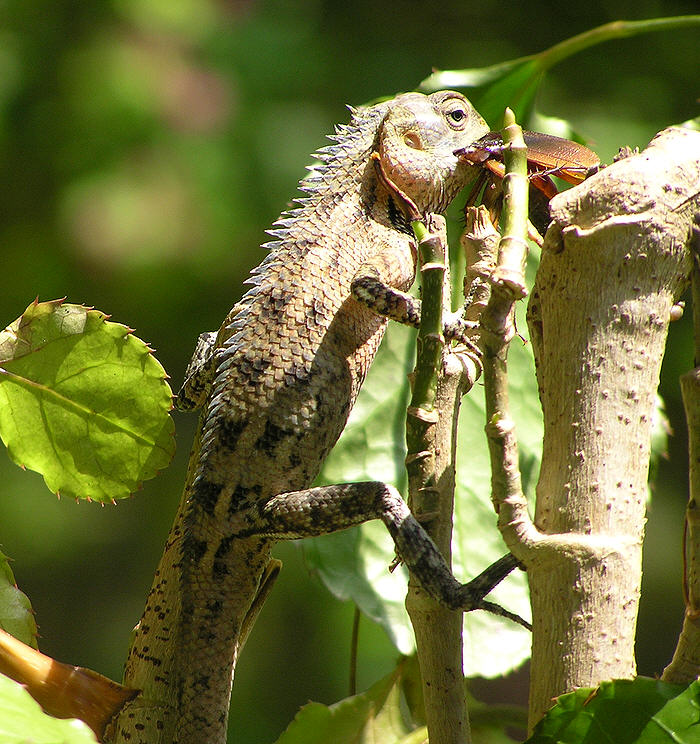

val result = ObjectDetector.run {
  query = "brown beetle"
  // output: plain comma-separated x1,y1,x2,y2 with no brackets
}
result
456,130,601,237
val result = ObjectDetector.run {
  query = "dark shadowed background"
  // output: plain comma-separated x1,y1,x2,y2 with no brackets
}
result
0,1,698,741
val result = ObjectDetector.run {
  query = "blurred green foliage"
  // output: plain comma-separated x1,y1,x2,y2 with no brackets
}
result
0,1,698,742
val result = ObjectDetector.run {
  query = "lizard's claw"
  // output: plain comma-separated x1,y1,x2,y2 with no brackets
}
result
454,553,531,630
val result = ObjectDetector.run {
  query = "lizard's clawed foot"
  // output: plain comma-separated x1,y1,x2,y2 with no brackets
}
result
453,553,531,630
443,312,482,364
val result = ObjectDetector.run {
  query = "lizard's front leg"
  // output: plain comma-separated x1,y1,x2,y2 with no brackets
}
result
176,330,218,411
351,214,482,352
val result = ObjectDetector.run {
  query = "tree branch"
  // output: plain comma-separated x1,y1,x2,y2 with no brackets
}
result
525,127,699,725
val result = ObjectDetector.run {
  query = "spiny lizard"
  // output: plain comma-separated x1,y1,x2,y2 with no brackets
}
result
108,90,516,744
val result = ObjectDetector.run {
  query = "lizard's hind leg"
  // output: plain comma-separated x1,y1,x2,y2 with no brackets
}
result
238,480,529,627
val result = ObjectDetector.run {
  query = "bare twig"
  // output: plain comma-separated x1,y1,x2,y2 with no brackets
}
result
478,109,540,559
462,205,500,325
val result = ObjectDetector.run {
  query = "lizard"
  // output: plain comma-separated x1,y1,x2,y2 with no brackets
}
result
107,90,519,744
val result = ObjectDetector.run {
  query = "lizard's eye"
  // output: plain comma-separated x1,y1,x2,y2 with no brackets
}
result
445,106,467,129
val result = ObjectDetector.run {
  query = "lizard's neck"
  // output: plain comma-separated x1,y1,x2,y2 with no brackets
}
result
292,154,414,249
294,101,415,237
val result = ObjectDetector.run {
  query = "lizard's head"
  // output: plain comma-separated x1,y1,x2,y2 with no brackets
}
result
376,90,488,214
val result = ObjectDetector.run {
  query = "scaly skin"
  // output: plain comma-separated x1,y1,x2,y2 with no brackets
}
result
107,91,490,744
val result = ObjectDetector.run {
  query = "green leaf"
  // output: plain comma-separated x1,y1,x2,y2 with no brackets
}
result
0,550,36,649
421,17,700,129
0,299,174,502
274,657,526,744
648,394,670,487
526,678,700,744
528,111,584,142
0,672,98,743
273,661,414,744
302,521,415,655
471,60,542,128
679,117,700,132
421,57,542,127
454,270,538,678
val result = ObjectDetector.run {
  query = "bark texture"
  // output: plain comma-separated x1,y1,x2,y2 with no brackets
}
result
525,127,699,725
406,352,472,744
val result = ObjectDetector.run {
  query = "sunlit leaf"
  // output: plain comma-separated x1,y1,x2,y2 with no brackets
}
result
421,57,541,127
273,661,414,744
307,323,414,654
648,394,670,487
0,672,98,744
0,551,36,649
526,678,700,743
303,521,415,655
0,300,174,502
421,17,700,129
680,117,700,132
454,269,537,677
471,61,542,127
